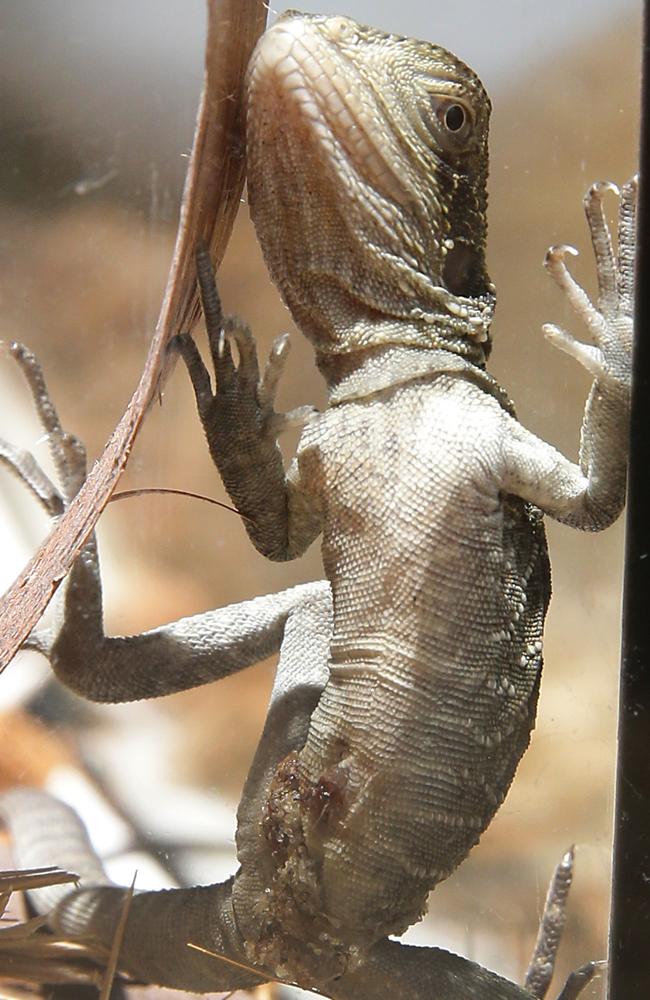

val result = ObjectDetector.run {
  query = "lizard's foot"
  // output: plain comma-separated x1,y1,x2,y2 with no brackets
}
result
177,245,300,455
524,846,602,1000
524,846,574,998
542,176,636,392
0,342,88,655
0,341,87,515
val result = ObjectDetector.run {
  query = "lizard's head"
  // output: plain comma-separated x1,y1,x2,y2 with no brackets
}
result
246,11,495,368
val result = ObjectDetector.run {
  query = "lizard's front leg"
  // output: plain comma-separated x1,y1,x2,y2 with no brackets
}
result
501,177,635,524
177,247,321,560
0,342,327,702
1,786,261,993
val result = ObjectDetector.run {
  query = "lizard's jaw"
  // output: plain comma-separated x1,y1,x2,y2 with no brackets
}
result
246,13,495,365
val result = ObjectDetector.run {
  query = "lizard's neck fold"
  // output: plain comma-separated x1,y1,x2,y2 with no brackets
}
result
308,305,494,367
320,342,515,415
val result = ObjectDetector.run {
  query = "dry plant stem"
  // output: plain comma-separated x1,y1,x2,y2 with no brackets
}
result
0,868,108,987
0,868,78,897
99,876,135,1000
0,0,268,670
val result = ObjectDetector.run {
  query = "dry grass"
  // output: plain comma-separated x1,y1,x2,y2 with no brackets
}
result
0,866,278,998
0,867,111,993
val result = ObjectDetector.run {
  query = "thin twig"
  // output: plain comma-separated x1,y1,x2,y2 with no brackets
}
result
98,873,136,1000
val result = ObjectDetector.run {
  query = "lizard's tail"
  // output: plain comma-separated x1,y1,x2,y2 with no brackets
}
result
0,787,261,992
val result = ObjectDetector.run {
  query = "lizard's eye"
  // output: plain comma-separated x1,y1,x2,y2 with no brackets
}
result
427,96,473,145
443,104,465,132
323,15,358,45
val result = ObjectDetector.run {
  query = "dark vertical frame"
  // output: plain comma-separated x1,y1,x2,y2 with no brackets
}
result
608,3,650,995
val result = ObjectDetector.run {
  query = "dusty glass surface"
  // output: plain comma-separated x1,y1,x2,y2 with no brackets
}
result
0,2,641,997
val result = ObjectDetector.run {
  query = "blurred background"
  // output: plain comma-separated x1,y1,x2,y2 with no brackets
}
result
0,1,641,997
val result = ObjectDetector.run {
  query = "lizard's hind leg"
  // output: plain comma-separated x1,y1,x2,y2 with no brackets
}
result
0,787,261,992
326,848,598,1000
0,571,333,991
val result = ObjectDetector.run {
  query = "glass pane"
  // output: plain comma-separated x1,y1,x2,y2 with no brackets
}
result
0,2,641,996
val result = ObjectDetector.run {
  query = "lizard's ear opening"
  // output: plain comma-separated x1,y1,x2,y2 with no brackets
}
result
442,243,482,297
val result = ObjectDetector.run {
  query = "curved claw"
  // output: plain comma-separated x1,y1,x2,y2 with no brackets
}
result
216,326,232,368
259,333,291,412
542,324,605,378
270,331,291,366
225,318,260,383
544,245,607,345
555,959,604,1000
622,172,639,196
544,244,579,268
583,179,620,207
583,182,619,308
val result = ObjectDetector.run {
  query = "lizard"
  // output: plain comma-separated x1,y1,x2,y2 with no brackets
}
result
0,9,635,999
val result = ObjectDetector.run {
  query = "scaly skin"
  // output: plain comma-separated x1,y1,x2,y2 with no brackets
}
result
1,11,633,1000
